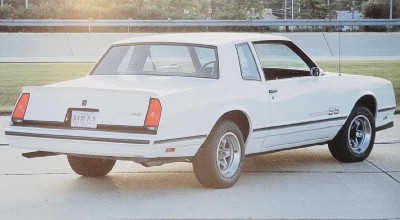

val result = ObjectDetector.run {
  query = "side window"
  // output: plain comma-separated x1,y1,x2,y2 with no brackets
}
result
236,43,261,81
253,43,310,80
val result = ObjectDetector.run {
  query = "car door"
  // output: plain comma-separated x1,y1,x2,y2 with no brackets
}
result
252,41,344,149
235,43,271,154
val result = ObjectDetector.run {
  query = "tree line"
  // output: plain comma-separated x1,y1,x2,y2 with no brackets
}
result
0,0,263,20
0,0,398,32
1,0,398,20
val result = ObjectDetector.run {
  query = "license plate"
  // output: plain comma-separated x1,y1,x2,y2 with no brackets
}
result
71,111,99,129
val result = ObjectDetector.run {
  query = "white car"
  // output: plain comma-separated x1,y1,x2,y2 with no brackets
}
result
5,33,396,188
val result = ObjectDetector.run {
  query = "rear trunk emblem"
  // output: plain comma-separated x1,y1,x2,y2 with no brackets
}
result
82,100,87,106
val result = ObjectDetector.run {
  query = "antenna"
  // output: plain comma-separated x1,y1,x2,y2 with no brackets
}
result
338,4,341,76
339,32,341,76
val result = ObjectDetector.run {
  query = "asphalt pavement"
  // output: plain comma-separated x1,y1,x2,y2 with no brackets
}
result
0,115,399,220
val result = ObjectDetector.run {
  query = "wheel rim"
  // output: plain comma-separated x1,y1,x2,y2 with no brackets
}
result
347,115,372,154
216,132,241,178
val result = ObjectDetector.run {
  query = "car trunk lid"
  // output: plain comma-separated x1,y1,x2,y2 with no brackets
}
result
20,86,153,128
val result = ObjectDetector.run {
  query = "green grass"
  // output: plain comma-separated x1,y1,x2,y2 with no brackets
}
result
0,61,399,113
316,60,400,112
0,63,93,113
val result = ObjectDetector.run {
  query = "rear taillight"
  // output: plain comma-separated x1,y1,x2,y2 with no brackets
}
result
12,93,30,122
144,98,162,130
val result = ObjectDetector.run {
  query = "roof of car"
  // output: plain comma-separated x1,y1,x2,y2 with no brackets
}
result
113,32,290,46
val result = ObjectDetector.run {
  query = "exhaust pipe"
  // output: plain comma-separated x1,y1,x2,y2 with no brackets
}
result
22,151,58,158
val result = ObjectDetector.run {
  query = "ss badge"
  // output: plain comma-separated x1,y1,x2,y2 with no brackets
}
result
328,106,339,115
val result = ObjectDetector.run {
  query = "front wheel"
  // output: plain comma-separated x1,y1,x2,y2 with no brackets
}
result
192,121,244,188
67,155,116,177
328,106,375,162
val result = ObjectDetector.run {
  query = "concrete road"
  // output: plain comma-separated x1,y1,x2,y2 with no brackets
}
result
1,32,399,62
0,116,399,220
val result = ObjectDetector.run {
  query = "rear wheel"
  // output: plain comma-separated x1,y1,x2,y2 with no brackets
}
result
192,121,244,188
328,106,375,162
67,155,116,177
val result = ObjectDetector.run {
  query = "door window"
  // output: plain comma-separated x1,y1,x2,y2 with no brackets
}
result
253,43,311,80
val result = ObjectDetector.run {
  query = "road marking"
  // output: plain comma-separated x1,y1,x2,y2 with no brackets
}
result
366,159,400,184
375,140,400,144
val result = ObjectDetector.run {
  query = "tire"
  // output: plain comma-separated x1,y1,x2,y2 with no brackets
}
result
67,155,116,177
192,120,245,188
328,106,375,162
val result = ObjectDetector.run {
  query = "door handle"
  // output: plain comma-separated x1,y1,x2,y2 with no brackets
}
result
269,89,278,94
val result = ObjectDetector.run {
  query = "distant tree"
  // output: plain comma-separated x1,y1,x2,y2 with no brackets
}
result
261,0,345,19
261,0,284,9
0,4,14,19
361,0,399,31
362,0,400,19
262,0,336,19
298,0,336,19
137,0,208,19
335,0,367,11
211,0,264,19
3,0,25,8
362,0,390,18
260,0,284,18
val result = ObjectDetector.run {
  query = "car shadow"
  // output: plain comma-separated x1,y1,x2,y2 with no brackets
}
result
62,145,376,194
243,145,341,173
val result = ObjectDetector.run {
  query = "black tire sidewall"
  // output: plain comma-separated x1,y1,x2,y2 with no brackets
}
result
338,106,376,162
193,120,245,188
68,155,116,177
343,107,376,161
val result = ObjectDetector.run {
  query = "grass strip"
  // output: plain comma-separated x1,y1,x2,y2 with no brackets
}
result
0,61,398,113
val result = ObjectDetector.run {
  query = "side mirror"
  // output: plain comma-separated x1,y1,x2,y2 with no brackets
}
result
311,67,320,76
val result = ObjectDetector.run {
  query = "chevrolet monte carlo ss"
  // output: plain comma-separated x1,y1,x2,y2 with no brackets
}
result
5,33,396,188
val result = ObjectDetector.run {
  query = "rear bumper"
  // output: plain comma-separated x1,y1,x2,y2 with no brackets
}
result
5,126,204,159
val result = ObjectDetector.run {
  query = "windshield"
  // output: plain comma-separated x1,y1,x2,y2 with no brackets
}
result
92,44,218,79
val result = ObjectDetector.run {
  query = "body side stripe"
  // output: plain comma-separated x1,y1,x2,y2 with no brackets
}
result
253,116,347,133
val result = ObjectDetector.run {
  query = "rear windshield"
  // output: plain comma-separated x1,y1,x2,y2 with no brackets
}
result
91,44,219,79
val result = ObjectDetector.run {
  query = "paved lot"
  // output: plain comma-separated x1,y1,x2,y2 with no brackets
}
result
1,31,398,219
0,116,399,220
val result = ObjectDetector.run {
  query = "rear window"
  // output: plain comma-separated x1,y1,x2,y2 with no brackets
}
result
92,44,219,79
